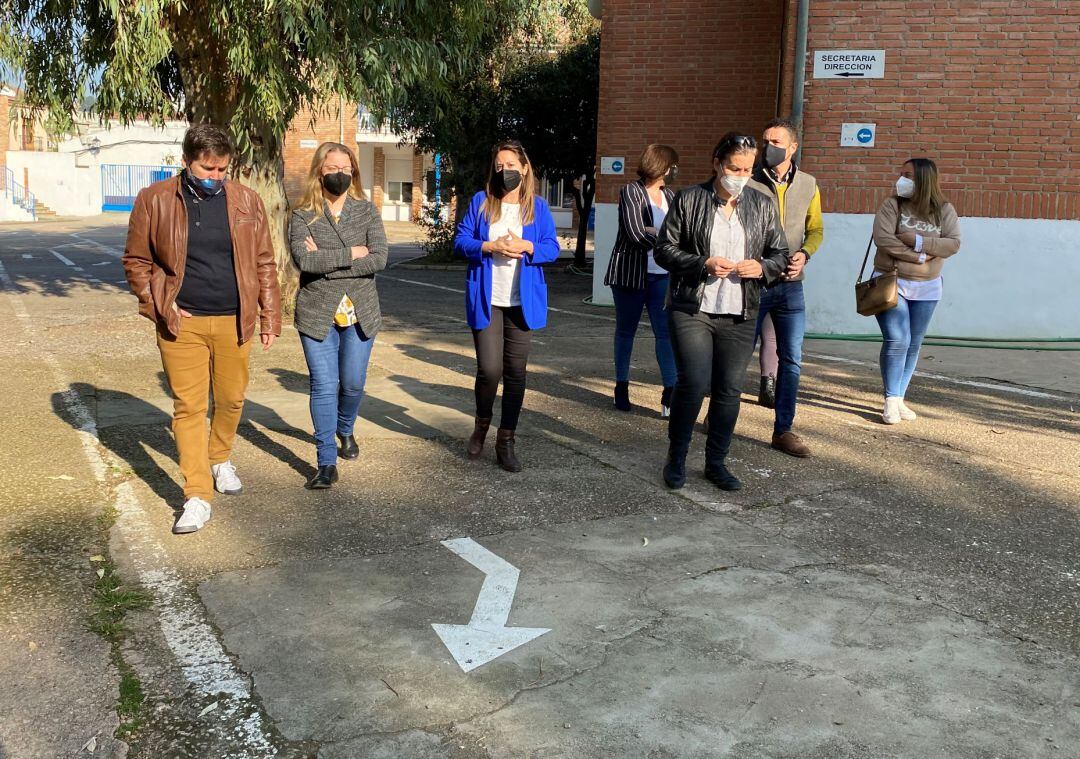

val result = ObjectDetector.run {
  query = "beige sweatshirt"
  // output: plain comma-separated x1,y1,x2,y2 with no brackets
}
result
872,197,961,281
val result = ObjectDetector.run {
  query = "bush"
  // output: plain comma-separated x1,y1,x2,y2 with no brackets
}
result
416,203,457,264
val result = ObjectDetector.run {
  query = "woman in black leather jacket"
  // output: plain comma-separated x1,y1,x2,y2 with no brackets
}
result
654,133,789,492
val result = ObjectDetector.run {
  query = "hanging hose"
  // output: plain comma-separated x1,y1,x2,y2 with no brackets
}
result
803,333,1080,351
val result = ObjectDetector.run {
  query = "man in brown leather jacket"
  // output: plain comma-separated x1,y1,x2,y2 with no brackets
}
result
123,124,281,534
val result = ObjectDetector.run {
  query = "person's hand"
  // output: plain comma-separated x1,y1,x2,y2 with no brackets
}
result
488,235,523,259
735,259,764,279
705,257,736,277
261,333,275,352
784,250,807,279
503,229,534,256
304,236,318,252
350,245,370,260
897,231,917,248
173,303,193,318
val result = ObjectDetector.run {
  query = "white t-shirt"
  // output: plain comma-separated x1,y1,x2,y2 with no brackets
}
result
700,205,746,316
488,203,524,307
647,194,669,275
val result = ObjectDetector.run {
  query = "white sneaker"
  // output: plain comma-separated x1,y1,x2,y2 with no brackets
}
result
211,461,243,495
173,497,212,535
898,399,917,420
882,397,902,425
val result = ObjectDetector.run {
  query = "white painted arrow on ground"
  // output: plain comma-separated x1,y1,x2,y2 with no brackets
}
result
432,537,551,672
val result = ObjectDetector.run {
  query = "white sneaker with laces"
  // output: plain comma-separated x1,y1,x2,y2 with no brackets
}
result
173,497,212,535
211,461,243,495
882,397,902,425
898,399,917,421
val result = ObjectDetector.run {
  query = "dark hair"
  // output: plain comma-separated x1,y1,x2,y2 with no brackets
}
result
763,118,799,143
182,124,233,162
636,144,679,181
712,132,757,165
903,157,947,225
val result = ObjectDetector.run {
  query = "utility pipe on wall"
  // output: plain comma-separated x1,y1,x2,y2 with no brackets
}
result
791,0,810,163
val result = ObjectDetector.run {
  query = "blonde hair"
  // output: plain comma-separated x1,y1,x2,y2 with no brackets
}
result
296,142,365,216
483,140,536,226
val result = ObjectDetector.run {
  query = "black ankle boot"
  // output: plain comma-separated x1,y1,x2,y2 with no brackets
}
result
306,465,338,490
704,462,742,491
758,376,776,409
495,428,522,473
663,447,687,489
614,381,631,412
337,433,359,460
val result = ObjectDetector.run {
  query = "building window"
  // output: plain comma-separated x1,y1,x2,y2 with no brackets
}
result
387,181,413,204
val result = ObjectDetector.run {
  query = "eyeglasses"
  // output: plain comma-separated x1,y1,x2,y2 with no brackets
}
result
714,135,757,158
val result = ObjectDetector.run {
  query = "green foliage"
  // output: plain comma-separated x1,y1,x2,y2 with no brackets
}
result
416,204,459,263
1,0,516,165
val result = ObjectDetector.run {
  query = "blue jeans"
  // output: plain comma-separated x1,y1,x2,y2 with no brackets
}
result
755,281,806,434
875,296,938,399
611,275,677,387
300,325,376,466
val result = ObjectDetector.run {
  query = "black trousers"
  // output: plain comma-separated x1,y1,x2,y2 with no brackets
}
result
667,309,757,465
472,306,532,431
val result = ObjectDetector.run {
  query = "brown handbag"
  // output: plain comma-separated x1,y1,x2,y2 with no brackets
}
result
854,236,898,316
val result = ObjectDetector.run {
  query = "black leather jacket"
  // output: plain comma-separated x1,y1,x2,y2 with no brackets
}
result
654,180,790,318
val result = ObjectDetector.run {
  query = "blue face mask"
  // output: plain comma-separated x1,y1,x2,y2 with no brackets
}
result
195,176,224,193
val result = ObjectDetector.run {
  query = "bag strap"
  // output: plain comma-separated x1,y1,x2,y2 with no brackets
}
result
856,235,874,284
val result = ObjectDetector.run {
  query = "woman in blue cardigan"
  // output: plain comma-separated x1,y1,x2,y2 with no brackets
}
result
454,140,560,472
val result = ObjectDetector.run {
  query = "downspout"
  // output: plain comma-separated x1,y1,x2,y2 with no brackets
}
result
588,0,602,20
791,0,810,163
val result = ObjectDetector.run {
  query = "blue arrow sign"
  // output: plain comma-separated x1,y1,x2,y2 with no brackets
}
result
857,128,874,144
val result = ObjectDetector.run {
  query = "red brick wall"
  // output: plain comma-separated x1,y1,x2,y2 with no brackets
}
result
281,97,356,204
595,0,784,204
411,152,425,218
597,0,1079,220
0,94,9,169
372,147,385,211
787,0,1079,219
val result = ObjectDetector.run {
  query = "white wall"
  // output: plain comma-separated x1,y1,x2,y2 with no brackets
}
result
806,214,1080,339
6,121,187,216
0,193,35,221
591,203,619,305
6,151,98,216
591,206,1080,339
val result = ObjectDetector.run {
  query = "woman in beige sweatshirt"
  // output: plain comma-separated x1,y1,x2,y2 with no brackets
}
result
871,158,961,424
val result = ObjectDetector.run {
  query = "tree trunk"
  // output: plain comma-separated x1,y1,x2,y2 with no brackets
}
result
568,173,595,270
170,22,297,304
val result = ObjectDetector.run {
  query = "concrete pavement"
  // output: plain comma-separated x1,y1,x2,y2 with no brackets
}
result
0,217,1077,757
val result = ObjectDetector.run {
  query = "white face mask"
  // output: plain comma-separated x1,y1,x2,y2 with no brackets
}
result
895,176,916,198
720,174,750,196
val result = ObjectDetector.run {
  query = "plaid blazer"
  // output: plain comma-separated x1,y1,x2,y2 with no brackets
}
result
289,197,388,341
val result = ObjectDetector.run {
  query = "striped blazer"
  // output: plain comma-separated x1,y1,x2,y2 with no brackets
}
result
289,197,388,341
603,179,676,291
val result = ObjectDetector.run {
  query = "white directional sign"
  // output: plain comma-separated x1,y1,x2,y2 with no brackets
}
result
840,123,877,147
432,538,551,673
814,50,885,79
600,156,625,175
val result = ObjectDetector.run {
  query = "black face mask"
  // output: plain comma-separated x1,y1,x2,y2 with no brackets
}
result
664,165,679,184
763,144,789,169
322,171,352,196
493,169,522,195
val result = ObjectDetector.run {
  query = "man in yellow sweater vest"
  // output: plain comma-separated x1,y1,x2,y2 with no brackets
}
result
746,119,824,458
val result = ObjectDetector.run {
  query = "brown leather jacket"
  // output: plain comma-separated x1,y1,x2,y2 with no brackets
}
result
122,174,282,342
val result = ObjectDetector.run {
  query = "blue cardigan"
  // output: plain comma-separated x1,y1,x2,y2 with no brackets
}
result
453,191,561,330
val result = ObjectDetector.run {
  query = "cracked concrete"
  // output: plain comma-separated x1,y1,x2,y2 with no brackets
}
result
3,218,1078,757
201,515,1080,758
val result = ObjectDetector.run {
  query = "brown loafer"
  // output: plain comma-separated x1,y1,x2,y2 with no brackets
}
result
771,431,811,458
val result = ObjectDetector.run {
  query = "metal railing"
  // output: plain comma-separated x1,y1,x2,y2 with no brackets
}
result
2,167,37,220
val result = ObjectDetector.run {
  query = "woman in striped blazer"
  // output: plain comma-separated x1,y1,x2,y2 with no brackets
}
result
289,142,388,490
603,144,680,416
